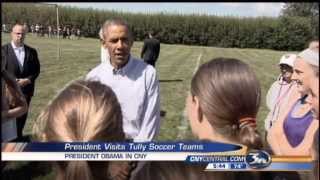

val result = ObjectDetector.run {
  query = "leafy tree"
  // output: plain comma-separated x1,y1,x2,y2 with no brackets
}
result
281,3,319,17
2,3,317,50
281,3,319,38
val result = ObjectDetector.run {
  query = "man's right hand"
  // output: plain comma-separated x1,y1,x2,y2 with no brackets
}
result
16,78,31,87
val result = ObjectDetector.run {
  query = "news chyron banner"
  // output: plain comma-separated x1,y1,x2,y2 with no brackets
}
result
2,142,313,171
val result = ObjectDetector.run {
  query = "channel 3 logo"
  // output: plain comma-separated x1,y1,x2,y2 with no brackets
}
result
245,150,271,169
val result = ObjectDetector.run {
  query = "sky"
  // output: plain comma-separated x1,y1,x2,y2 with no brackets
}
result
54,3,285,17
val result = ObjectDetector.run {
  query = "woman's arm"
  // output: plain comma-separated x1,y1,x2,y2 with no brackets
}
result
2,70,28,119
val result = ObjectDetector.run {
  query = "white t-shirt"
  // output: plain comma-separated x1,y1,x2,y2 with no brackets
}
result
264,77,295,131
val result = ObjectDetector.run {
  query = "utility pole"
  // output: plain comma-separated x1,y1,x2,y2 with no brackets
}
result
56,4,60,60
45,3,60,60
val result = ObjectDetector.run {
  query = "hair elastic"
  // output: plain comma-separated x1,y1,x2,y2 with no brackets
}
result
239,117,257,129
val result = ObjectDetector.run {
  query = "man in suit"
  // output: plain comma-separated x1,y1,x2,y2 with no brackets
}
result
2,23,40,141
141,31,160,67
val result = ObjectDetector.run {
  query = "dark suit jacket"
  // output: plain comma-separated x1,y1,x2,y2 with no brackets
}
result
141,38,160,63
2,43,40,97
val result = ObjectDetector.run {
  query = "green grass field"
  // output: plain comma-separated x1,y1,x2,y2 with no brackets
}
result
1,33,296,179
1,32,291,140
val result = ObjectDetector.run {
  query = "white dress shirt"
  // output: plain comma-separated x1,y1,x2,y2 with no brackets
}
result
11,41,25,71
86,55,161,142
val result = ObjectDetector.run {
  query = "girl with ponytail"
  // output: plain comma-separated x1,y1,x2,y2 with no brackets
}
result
33,80,134,180
187,57,263,150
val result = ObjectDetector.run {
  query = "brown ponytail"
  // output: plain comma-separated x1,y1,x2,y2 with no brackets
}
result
237,117,262,149
239,126,263,150
191,58,263,149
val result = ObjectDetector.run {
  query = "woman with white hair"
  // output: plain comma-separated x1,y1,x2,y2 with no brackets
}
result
308,40,319,52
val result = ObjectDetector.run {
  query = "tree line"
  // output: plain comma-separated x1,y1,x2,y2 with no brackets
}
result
2,3,318,51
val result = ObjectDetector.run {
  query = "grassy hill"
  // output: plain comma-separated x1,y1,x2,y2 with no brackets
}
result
2,32,299,180
1,32,290,141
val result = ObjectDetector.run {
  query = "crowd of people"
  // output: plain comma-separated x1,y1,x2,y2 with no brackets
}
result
2,23,82,40
1,18,319,180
